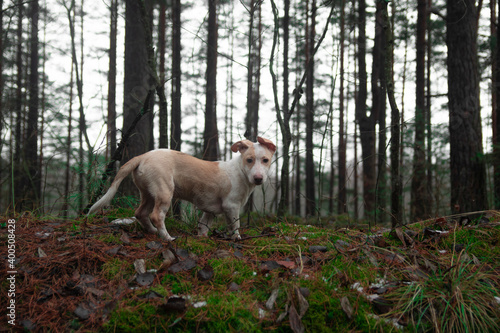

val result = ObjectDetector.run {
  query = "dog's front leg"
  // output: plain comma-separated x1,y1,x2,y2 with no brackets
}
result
224,208,241,240
198,213,215,237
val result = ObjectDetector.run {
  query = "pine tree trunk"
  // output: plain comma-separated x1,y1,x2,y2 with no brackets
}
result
171,0,182,151
355,0,376,220
158,2,167,149
121,0,154,194
108,0,117,159
382,0,402,227
16,0,40,210
411,0,428,221
245,0,261,142
494,0,500,208
0,0,3,209
373,0,387,223
13,0,23,210
203,0,220,161
338,0,347,215
447,0,487,213
62,63,74,216
305,0,316,216
426,0,433,214
280,0,290,215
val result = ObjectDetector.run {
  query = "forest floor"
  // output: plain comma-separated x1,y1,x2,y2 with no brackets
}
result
1,210,500,332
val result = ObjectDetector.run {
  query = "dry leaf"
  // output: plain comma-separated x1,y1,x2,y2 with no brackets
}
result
289,304,305,333
38,247,47,258
394,227,407,247
134,259,146,274
340,296,353,319
295,287,309,318
265,288,279,310
120,230,131,244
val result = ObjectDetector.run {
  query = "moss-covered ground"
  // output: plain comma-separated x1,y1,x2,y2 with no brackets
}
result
1,210,499,332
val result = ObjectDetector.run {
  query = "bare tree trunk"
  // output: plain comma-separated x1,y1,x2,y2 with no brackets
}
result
13,0,23,210
224,0,235,160
411,0,428,221
447,0,487,213
245,0,261,142
354,123,359,220
373,0,387,223
158,2,167,149
24,0,40,210
494,0,500,208
39,6,47,212
108,0,117,159
62,63,74,216
338,0,347,215
121,0,154,195
305,0,316,216
203,0,220,161
426,0,433,214
0,0,3,209
356,0,376,221
382,0,402,227
171,0,182,151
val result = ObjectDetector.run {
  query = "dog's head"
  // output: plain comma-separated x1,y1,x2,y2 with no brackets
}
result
231,137,276,185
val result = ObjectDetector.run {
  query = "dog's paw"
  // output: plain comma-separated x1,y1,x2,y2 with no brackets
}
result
159,231,177,242
230,232,241,241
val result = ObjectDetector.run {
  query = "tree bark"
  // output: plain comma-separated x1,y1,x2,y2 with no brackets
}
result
338,0,347,215
0,0,3,208
494,0,500,208
411,0,428,221
447,0,487,213
426,0,433,214
245,0,261,142
108,0,118,159
203,0,220,161
171,0,182,151
355,0,376,220
121,0,155,194
62,63,74,216
382,0,402,227
13,0,23,210
278,0,290,215
305,0,316,216
25,0,40,209
373,0,387,223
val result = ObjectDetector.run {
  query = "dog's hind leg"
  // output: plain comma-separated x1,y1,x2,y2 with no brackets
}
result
198,212,215,237
150,194,176,241
135,191,157,234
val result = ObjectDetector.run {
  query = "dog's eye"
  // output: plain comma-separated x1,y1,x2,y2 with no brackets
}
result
263,158,269,163
246,158,254,163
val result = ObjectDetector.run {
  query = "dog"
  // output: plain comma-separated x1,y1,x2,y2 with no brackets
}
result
88,137,276,241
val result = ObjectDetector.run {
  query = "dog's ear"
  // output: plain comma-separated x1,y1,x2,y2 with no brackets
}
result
231,140,252,153
257,137,277,154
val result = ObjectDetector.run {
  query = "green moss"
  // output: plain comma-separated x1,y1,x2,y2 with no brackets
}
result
103,303,163,332
96,233,122,244
161,274,193,294
101,258,132,281
209,257,256,285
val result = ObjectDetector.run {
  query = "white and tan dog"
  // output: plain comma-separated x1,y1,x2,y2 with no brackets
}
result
88,137,276,241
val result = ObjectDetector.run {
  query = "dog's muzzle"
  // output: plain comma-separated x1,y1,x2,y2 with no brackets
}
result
254,176,263,185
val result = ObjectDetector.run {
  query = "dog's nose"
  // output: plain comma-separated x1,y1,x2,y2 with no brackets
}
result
254,176,263,185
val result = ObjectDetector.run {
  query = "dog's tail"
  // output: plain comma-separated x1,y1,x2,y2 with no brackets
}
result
87,155,143,215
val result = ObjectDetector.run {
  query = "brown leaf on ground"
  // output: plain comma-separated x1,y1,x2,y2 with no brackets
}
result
340,296,353,319
289,304,305,333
